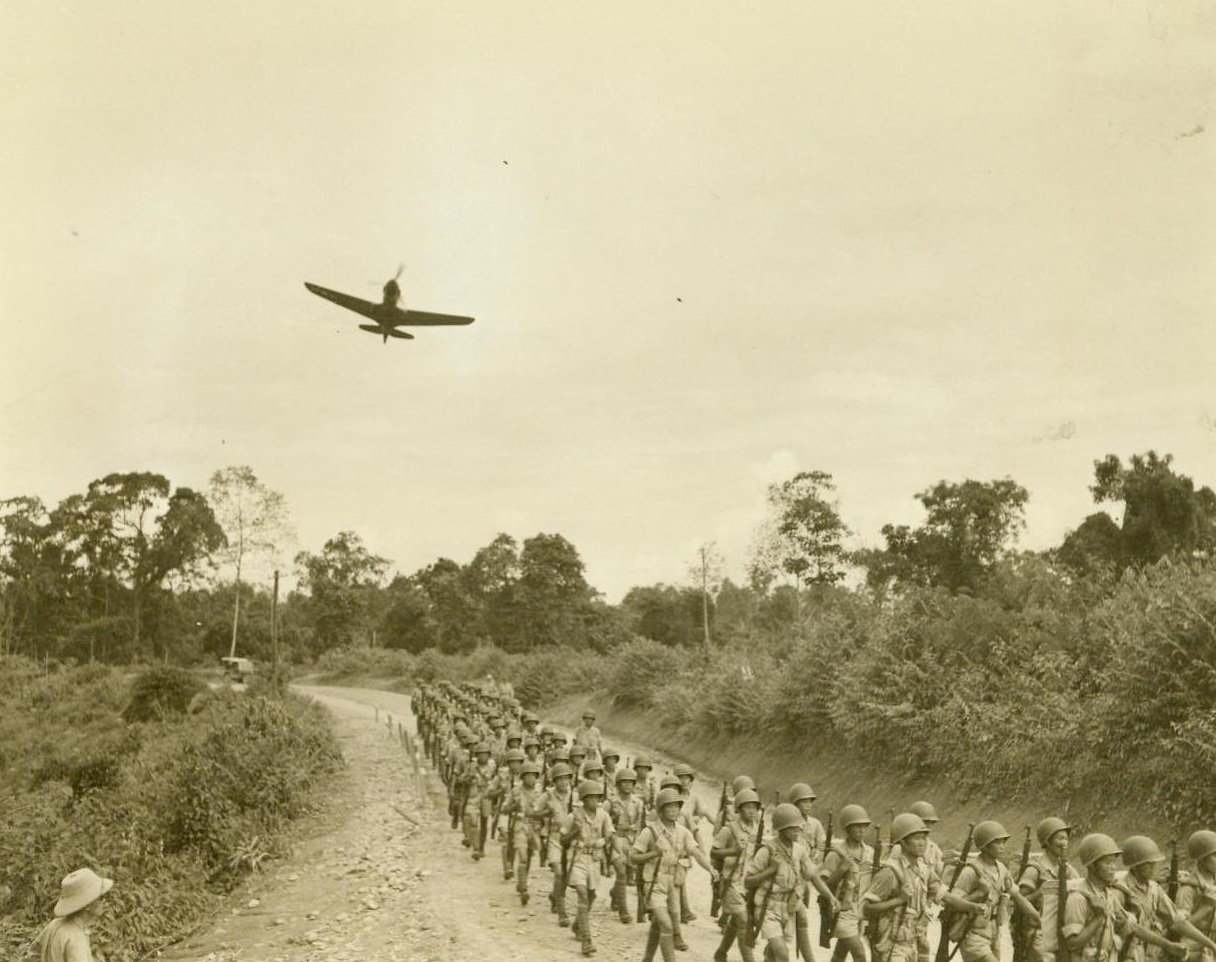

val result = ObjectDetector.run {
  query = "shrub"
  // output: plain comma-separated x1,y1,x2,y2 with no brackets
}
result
123,666,207,722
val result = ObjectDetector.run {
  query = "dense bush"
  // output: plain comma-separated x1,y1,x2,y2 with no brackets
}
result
0,659,343,961
122,665,207,722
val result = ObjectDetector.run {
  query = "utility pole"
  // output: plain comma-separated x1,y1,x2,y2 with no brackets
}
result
700,545,711,651
271,569,280,690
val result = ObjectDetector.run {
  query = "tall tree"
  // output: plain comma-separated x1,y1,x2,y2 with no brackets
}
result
208,466,294,658
74,473,225,655
412,558,479,653
750,471,851,590
515,533,594,650
463,533,521,647
296,531,389,651
862,477,1029,593
1089,451,1216,566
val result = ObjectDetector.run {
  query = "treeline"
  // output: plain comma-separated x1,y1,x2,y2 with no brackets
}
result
1,451,1213,669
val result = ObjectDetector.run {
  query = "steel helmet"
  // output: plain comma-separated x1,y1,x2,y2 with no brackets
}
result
661,774,682,790
503,748,525,762
1077,833,1123,867
731,776,756,795
634,756,653,770
551,747,571,762
522,710,539,723
656,787,683,810
474,741,492,755
506,730,523,744
569,744,587,758
578,779,605,800
788,783,817,804
523,735,541,749
615,767,638,784
674,763,696,778
909,801,940,825
549,762,573,780
892,813,930,844
1187,830,1216,862
583,709,596,719
520,761,543,777
583,758,604,774
974,821,1011,850
840,805,872,828
489,716,505,729
734,788,761,809
1036,817,1071,848
1121,836,1166,869
602,747,620,761
539,724,554,737
772,803,805,833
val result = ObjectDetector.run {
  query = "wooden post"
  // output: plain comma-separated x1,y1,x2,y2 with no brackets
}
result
270,570,280,690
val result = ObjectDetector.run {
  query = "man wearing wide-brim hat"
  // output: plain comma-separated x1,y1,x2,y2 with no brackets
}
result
33,868,113,962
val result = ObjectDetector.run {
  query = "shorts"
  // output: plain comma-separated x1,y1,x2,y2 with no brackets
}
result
834,906,863,939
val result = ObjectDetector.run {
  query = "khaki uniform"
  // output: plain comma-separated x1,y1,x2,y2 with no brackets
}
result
505,782,550,898
1175,869,1216,962
824,839,876,939
1020,852,1081,962
950,856,1016,962
632,820,701,910
573,723,603,754
1062,878,1131,962
1120,873,1181,962
563,806,615,890
749,837,821,943
715,816,764,914
865,850,940,962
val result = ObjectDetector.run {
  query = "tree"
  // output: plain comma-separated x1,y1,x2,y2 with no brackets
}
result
411,558,479,653
1056,512,1126,577
378,576,438,653
862,478,1029,594
0,496,73,656
515,533,595,650
1089,452,1216,566
208,466,294,658
296,531,389,651
750,471,851,591
686,542,724,649
463,533,521,647
618,584,703,648
71,473,225,656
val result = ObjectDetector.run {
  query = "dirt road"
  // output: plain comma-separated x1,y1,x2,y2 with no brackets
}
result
168,684,748,962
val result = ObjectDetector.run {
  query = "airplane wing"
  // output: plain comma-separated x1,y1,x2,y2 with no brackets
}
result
397,309,475,327
304,282,384,322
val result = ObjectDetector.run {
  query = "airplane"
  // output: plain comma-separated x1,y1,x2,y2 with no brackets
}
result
304,267,474,343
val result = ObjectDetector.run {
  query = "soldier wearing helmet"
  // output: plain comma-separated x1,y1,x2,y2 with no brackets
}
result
609,768,645,923
863,813,942,962
903,801,946,962
1119,835,1211,962
1017,816,1081,962
633,757,657,812
503,759,549,907
1173,831,1216,962
544,762,577,927
672,762,710,927
573,709,603,755
711,787,765,962
787,784,828,962
630,787,720,962
462,742,498,860
822,804,876,962
490,748,525,881
944,821,1040,962
747,803,841,962
600,748,621,804
557,780,613,957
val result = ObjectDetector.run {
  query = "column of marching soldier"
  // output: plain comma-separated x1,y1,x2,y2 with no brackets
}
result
413,681,1216,962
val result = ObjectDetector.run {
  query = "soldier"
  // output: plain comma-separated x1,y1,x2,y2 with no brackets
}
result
570,744,589,781
464,741,498,860
1018,817,1080,962
863,812,941,962
823,804,876,962
491,747,525,879
610,767,645,924
711,786,765,962
546,762,577,927
790,783,828,861
1119,835,1211,962
631,787,721,962
943,820,1040,962
1174,830,1216,962
746,802,840,962
503,759,549,906
522,710,540,738
1062,833,1185,962
523,734,543,766
574,709,604,755
673,763,712,925
560,779,615,956
635,757,658,812
907,801,946,962
602,748,622,804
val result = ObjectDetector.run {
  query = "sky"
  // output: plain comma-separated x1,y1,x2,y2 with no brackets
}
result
2,1,1214,601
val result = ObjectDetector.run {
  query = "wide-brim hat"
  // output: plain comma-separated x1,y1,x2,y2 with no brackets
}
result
54,868,113,917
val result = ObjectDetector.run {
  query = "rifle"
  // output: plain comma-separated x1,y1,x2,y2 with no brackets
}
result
818,811,835,947
1167,839,1179,901
636,807,649,923
451,778,470,831
490,792,503,841
641,822,664,923
933,823,975,962
710,782,730,916
1011,826,1033,962
506,809,517,866
1057,850,1070,962
750,830,782,946
865,826,884,958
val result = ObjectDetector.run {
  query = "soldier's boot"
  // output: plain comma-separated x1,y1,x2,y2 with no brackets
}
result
580,903,596,956
660,933,679,962
795,919,815,962
714,917,738,962
502,845,513,880
672,914,689,952
615,875,632,923
737,921,757,962
641,922,662,962
680,885,696,923
556,887,571,928
551,873,564,915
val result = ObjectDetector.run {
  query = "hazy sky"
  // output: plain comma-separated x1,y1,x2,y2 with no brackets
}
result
2,2,1214,600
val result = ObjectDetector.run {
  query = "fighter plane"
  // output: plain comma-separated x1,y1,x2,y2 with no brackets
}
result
304,267,474,343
